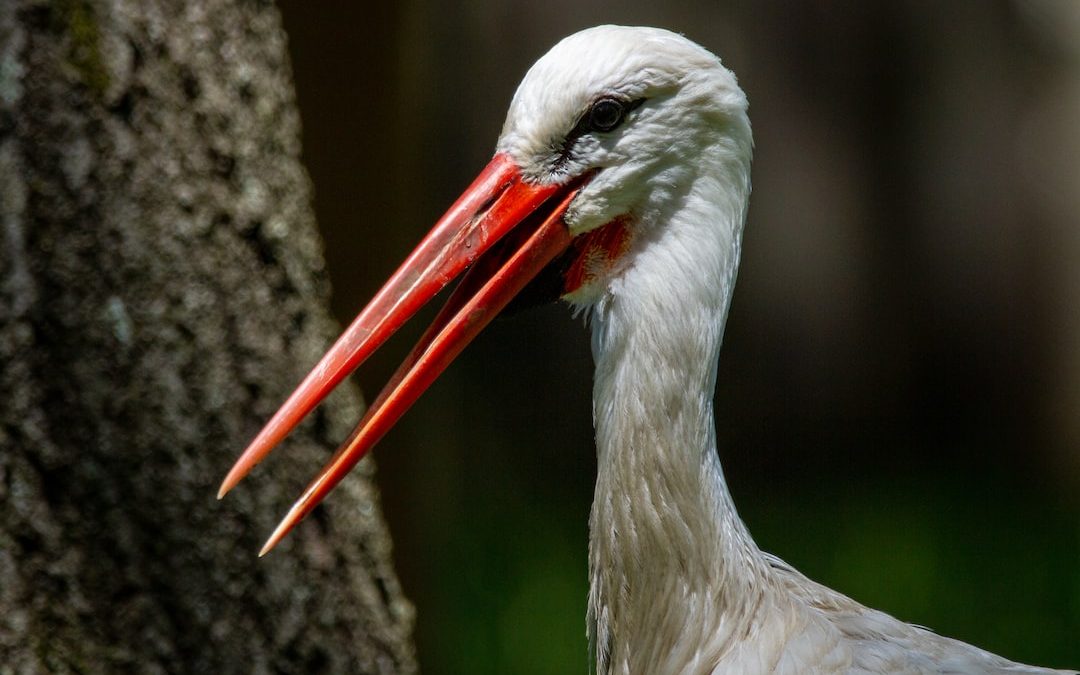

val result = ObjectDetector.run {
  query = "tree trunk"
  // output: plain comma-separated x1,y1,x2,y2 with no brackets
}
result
0,1,415,672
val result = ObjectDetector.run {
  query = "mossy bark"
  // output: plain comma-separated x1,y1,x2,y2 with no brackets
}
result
0,1,416,672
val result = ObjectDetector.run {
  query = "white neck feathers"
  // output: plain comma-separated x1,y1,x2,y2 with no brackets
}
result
585,130,767,674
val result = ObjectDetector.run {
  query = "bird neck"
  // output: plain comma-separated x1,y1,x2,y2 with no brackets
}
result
586,139,770,672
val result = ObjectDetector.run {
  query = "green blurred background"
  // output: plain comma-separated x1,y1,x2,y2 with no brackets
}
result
277,1,1079,672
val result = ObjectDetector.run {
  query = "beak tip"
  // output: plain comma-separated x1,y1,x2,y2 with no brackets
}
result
259,504,302,557
259,530,278,557
217,474,237,500
218,458,253,500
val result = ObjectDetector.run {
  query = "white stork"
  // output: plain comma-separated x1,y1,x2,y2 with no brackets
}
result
220,25,1076,674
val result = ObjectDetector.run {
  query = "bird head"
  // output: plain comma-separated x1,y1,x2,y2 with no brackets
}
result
219,25,751,554
499,25,750,303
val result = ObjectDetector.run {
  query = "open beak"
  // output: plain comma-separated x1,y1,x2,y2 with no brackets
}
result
219,153,591,555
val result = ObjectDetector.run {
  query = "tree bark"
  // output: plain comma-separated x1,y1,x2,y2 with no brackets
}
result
0,1,415,672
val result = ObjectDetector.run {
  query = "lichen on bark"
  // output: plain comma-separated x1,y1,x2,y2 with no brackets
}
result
51,0,110,97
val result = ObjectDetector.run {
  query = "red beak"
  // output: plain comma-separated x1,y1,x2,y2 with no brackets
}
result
218,153,590,555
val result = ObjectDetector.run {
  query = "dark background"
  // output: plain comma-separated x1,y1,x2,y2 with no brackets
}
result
277,2,1079,672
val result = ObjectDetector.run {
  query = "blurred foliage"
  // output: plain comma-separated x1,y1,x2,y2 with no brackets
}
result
411,476,1079,673
748,479,1080,669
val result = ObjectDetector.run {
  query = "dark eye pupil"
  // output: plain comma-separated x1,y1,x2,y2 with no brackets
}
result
589,99,625,132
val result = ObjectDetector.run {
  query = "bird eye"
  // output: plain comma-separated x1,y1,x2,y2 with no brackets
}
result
553,97,644,172
587,98,627,133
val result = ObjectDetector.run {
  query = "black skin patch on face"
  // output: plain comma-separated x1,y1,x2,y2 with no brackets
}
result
552,96,645,173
